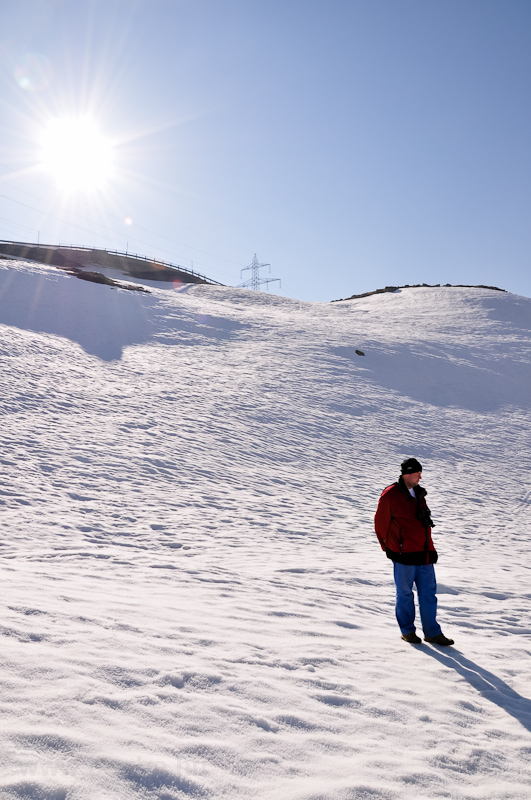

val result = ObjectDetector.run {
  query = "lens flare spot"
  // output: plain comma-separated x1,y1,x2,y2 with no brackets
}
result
14,53,52,91
124,217,133,226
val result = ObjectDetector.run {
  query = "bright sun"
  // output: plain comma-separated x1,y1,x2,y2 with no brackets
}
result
40,118,113,192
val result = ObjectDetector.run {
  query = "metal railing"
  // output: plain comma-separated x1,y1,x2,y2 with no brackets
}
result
0,240,224,285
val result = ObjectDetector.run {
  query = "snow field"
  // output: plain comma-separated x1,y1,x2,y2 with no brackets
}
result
1,259,531,799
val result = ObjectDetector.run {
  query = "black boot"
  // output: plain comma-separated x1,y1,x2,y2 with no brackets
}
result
424,633,454,646
401,632,422,644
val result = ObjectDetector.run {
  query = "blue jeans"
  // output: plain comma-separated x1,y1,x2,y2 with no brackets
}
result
393,562,442,638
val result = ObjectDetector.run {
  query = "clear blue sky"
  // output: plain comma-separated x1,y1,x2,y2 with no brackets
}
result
0,0,530,301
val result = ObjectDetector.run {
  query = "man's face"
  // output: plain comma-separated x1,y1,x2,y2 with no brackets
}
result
403,471,422,488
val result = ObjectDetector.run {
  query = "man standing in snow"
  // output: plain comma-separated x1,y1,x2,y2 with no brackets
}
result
374,458,454,646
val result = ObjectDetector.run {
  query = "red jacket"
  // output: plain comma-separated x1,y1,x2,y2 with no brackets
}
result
374,479,438,565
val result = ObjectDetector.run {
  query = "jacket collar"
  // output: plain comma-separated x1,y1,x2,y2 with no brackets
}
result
397,476,427,500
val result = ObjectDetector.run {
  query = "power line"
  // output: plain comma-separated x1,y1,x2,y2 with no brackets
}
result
0,162,246,280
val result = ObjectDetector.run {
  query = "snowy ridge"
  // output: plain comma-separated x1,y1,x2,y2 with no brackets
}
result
1,258,531,799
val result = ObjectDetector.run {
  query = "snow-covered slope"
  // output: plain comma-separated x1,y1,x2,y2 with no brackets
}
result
1,258,531,800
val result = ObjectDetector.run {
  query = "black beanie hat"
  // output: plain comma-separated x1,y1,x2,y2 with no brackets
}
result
401,457,423,475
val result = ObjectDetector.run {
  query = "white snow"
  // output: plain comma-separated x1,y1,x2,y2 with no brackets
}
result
1,257,531,800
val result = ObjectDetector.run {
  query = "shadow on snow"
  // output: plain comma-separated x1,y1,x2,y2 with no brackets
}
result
0,266,240,361
422,647,531,733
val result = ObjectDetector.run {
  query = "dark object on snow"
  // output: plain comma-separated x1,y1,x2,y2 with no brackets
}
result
355,349,365,356
63,265,150,292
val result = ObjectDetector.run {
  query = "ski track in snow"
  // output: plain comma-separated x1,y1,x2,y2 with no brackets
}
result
1,258,531,799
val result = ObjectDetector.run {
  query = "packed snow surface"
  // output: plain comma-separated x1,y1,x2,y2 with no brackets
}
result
1,258,531,800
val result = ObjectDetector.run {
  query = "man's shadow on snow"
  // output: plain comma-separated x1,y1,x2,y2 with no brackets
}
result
421,647,531,732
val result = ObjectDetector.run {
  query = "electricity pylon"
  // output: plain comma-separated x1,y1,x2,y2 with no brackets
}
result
238,254,281,291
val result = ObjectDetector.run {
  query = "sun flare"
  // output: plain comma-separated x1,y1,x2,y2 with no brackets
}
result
40,118,113,192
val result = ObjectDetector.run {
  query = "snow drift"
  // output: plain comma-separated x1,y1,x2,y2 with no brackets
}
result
1,257,531,800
